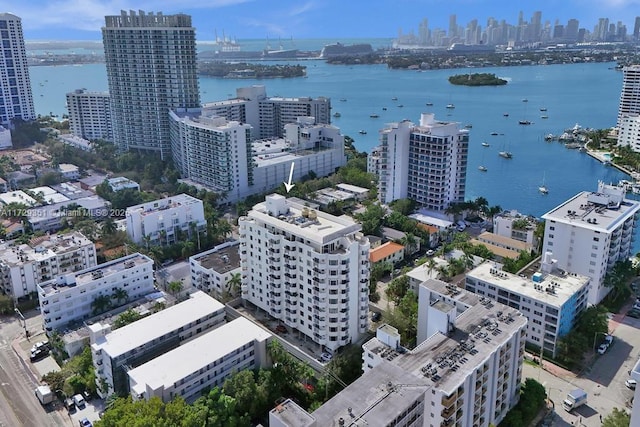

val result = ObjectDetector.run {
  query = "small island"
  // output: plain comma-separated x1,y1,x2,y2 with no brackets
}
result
448,73,507,86
198,62,306,79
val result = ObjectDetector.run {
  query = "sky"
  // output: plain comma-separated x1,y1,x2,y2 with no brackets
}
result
2,0,640,41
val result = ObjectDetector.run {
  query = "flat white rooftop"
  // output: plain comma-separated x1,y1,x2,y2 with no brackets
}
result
467,262,590,307
542,187,640,232
246,196,362,245
94,291,224,358
128,317,271,393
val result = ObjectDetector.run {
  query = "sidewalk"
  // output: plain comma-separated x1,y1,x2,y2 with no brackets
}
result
525,351,576,379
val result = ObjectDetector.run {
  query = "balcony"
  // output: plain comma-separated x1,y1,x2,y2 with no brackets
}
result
442,393,456,408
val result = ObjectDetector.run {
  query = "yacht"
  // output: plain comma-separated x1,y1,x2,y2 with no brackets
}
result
358,130,367,134
539,185,549,194
370,113,380,118
333,112,341,118
426,102,433,106
446,104,455,109
490,131,499,136
541,115,548,119
482,142,490,147
478,165,488,172
540,107,547,111
499,151,513,159
391,97,398,101
503,113,509,117
518,120,531,125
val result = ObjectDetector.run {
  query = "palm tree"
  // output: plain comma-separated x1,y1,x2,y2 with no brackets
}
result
112,288,129,306
91,294,112,315
400,233,418,257
142,234,152,251
158,229,167,246
215,219,233,243
101,217,117,238
167,280,183,297
227,272,242,297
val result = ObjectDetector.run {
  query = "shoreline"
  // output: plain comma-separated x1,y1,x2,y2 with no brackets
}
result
585,148,637,180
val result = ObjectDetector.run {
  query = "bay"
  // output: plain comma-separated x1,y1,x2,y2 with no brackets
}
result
28,57,637,251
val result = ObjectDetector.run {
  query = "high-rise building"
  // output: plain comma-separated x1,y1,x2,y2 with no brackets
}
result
66,89,113,141
270,280,527,427
541,181,640,304
102,10,200,159
373,113,468,210
634,17,640,40
619,65,640,128
0,13,35,127
170,110,345,202
617,113,640,152
239,194,370,353
202,86,331,140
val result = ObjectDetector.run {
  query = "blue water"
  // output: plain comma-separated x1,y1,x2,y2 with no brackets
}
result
28,58,638,251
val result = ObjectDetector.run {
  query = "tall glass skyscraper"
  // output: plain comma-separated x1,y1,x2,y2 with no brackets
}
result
0,13,35,128
102,10,201,159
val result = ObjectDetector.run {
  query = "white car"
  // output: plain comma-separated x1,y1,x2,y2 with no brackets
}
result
320,352,333,363
604,334,613,345
597,343,608,355
626,379,637,390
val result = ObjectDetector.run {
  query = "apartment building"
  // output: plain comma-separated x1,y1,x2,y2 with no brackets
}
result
170,111,346,203
271,282,527,427
102,10,200,159
66,89,112,141
90,290,226,397
492,210,539,248
125,194,206,246
0,13,35,127
373,113,469,210
128,317,271,403
0,231,96,300
465,260,589,356
38,253,154,333
239,194,370,353
169,111,253,200
189,241,242,299
202,85,331,140
617,113,640,152
618,65,640,128
541,181,640,304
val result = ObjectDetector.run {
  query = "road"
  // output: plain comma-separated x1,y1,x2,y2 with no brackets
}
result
0,312,68,427
523,314,640,426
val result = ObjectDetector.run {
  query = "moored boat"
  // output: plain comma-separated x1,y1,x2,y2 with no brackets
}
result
482,142,490,147
499,151,513,159
478,165,488,172
446,104,455,109
358,130,367,134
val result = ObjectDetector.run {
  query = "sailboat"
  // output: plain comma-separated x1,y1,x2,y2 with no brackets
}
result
478,151,488,172
539,173,549,194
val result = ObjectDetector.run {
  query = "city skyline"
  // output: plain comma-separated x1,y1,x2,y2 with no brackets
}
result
2,0,640,41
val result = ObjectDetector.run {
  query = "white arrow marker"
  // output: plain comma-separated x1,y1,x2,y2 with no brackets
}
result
284,162,295,193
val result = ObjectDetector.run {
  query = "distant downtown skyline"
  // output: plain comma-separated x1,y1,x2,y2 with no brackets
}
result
1,0,639,41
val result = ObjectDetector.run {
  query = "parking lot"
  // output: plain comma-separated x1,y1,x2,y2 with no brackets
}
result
523,312,640,426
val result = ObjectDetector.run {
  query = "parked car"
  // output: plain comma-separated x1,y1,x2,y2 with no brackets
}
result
426,249,435,257
30,341,50,354
597,343,609,355
320,352,333,362
64,398,76,413
633,303,640,311
73,394,86,409
626,379,637,390
275,325,288,334
627,309,640,319
371,312,382,322
79,418,93,427
604,334,614,345
30,348,49,362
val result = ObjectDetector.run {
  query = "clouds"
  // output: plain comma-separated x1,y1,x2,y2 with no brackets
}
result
3,0,640,40
0,0,253,36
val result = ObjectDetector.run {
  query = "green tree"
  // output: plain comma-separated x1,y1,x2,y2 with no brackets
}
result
602,408,631,427
167,280,183,296
222,370,269,420
356,203,386,236
112,288,129,305
385,275,410,303
91,294,112,315
113,309,143,329
227,272,242,297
